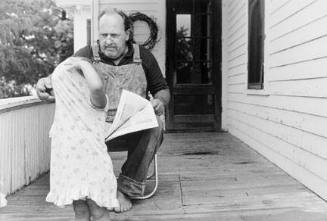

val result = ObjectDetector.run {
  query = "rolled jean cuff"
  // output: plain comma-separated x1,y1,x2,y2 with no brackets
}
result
117,174,146,198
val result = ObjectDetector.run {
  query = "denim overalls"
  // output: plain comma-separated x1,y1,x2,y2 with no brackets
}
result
91,44,147,123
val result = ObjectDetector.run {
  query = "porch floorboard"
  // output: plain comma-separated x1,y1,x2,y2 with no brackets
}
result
1,132,327,220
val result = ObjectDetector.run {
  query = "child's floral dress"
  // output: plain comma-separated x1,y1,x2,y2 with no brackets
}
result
46,58,119,209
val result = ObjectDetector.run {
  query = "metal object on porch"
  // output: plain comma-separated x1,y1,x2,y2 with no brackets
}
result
110,145,159,200
130,154,158,200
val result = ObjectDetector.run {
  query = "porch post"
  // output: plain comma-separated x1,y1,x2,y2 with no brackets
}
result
91,0,99,45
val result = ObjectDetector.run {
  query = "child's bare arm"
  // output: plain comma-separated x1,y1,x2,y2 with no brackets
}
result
73,59,107,109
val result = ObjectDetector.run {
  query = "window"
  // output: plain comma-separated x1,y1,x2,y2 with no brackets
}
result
248,0,265,89
174,0,214,85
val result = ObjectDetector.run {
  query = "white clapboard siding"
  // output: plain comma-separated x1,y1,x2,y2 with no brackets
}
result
270,36,327,67
228,109,327,176
270,3,327,52
222,0,327,199
91,0,166,76
0,97,54,195
269,56,327,81
269,0,316,29
229,92,327,118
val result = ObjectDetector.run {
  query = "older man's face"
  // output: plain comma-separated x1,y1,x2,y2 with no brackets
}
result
98,14,130,60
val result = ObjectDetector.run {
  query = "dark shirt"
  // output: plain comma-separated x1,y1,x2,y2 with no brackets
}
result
74,44,168,95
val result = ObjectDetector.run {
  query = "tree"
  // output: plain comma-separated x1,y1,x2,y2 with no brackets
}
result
175,26,193,83
0,0,73,98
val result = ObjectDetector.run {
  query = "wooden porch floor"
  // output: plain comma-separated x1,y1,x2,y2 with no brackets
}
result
1,132,327,220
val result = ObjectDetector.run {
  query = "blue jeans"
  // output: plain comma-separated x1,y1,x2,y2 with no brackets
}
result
106,117,164,198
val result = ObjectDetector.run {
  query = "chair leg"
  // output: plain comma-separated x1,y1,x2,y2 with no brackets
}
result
147,154,157,179
130,154,158,200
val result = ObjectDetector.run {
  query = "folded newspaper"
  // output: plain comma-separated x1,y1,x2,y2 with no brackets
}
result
105,89,159,141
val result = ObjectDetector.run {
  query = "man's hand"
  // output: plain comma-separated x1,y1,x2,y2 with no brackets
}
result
150,98,164,116
36,76,55,101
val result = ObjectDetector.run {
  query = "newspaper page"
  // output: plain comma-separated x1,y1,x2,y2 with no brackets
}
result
105,90,159,141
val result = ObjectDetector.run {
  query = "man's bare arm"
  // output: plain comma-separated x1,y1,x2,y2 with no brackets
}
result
36,76,55,101
154,88,170,106
151,88,170,116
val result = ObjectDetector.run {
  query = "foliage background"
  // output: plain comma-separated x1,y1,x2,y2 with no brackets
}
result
0,0,73,98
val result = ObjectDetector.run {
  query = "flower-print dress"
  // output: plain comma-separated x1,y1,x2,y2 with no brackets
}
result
46,58,119,209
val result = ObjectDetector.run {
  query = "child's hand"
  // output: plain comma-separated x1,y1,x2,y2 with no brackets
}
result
64,57,83,68
64,57,91,75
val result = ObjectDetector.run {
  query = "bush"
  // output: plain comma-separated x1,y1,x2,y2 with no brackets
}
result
0,0,74,98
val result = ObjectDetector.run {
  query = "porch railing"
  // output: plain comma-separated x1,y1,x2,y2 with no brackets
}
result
0,96,54,195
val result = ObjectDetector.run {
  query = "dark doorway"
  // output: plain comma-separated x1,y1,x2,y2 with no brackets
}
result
166,0,222,131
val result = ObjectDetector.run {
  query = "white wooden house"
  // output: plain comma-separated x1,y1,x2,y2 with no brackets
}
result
221,0,327,200
58,0,327,201
1,0,325,202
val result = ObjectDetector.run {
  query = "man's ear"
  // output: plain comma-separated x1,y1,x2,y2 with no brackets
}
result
125,29,131,41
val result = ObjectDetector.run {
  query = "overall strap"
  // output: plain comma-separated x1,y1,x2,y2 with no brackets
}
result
133,44,142,64
91,44,101,63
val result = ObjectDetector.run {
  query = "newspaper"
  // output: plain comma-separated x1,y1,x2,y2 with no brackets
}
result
105,89,159,141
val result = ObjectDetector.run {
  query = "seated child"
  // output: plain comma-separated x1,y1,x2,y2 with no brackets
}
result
46,57,119,221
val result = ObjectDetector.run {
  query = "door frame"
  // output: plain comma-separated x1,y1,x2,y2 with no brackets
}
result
165,0,222,132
